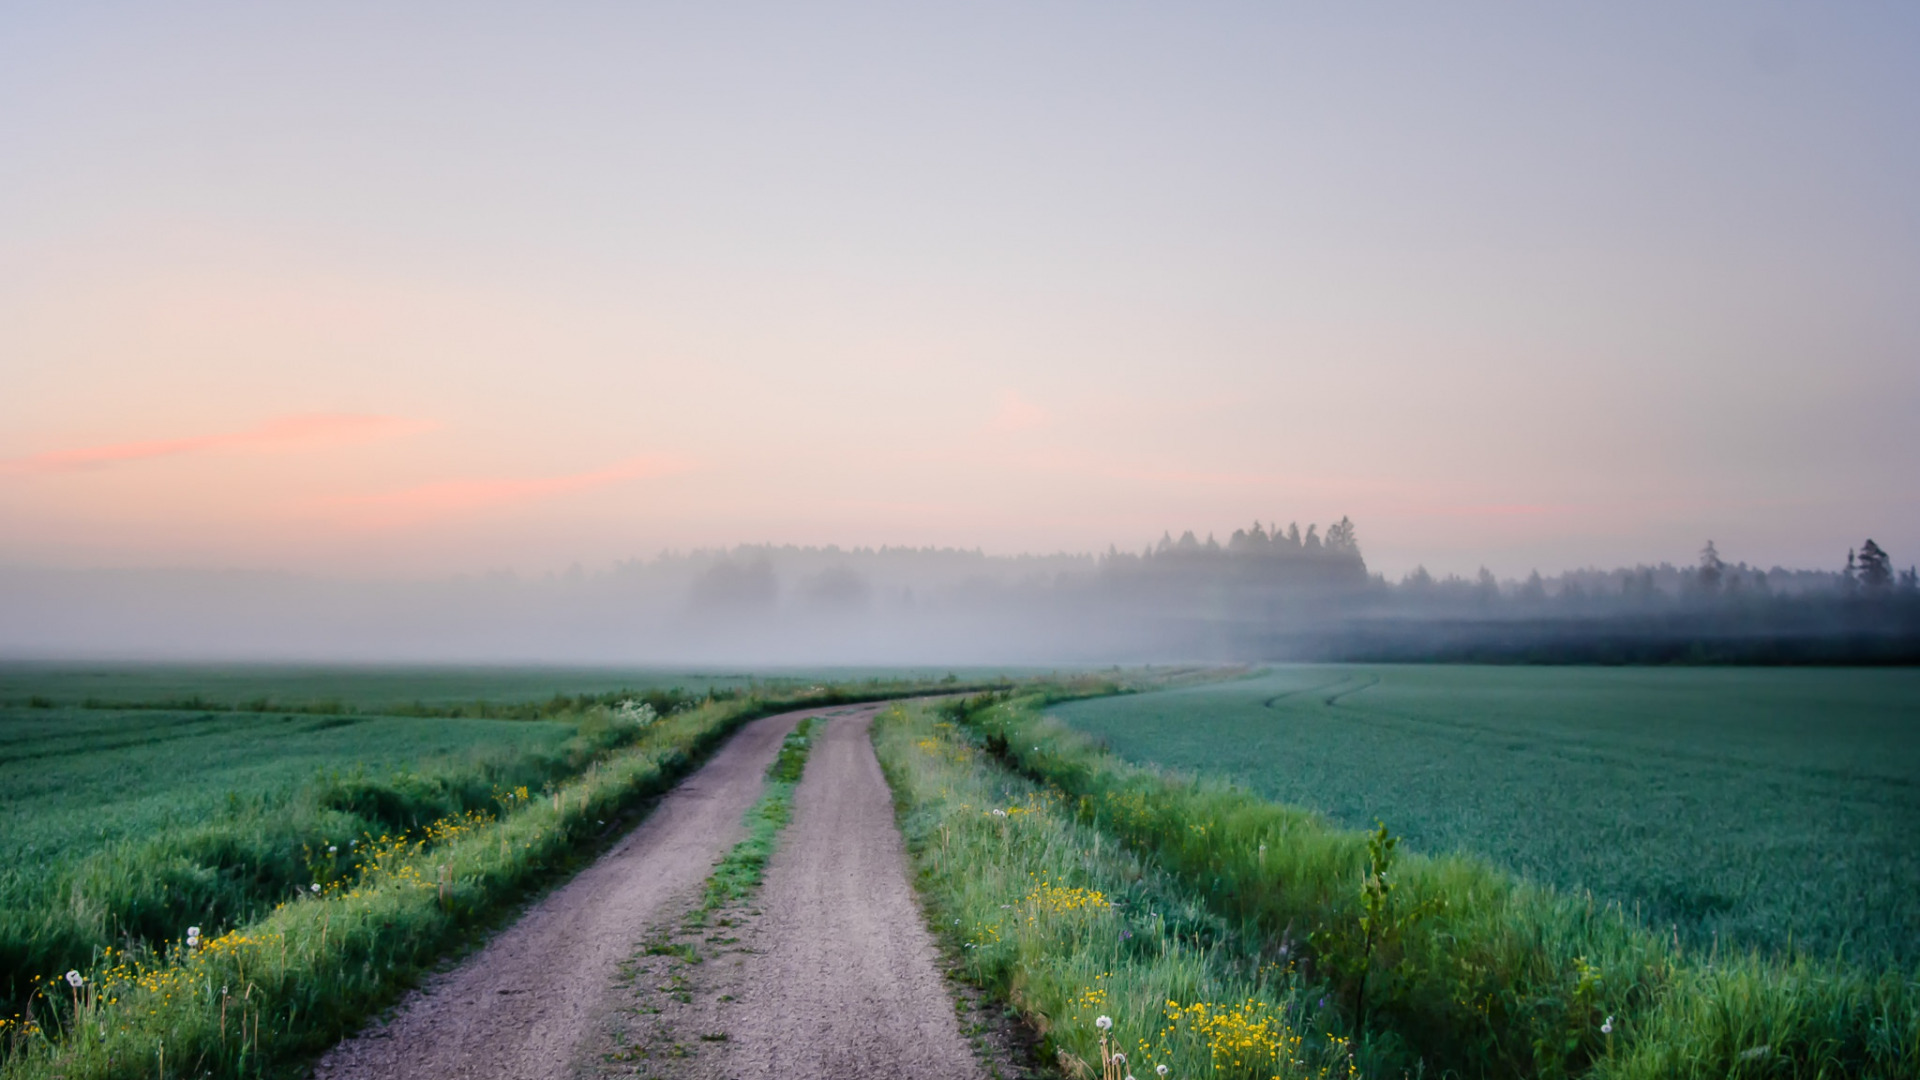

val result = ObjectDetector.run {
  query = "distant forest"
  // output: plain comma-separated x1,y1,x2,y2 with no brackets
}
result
1063,520,1920,664
0,520,1914,664
1328,533,1920,665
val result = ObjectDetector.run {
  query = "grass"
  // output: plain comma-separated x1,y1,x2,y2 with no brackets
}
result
945,687,1919,1079
0,664,753,714
1052,665,1920,966
0,673,994,1079
874,699,1362,1080
697,716,820,915
0,663,1038,714
0,704,582,1017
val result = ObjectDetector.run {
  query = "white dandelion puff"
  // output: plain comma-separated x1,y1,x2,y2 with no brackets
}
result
327,845,337,854
65,970,84,988
1157,1067,1170,1078
1095,1015,1112,1031
1601,1016,1614,1035
310,883,321,893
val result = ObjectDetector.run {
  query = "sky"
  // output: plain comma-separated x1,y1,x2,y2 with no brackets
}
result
3,2,1917,581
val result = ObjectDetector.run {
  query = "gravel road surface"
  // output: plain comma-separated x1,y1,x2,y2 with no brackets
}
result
684,707,989,1079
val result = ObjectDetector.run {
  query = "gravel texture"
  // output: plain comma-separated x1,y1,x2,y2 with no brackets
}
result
587,706,1016,1080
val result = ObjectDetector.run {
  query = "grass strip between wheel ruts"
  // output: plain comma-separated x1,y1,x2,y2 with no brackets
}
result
695,715,821,918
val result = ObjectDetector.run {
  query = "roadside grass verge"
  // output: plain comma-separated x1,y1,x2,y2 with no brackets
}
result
0,683,958,1080
943,690,1919,1079
874,701,1360,1079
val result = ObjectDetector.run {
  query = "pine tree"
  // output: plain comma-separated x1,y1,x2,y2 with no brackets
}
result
1858,539,1893,591
1697,540,1724,593
1325,516,1358,554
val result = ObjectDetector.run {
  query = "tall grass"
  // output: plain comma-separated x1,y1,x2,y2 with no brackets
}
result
874,701,1361,1079
946,690,1919,1079
2,711,598,1014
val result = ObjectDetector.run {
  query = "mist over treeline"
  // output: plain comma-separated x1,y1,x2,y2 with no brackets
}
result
1,521,1914,665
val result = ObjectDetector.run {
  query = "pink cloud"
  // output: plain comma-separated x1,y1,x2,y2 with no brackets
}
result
0,414,433,475
317,456,691,528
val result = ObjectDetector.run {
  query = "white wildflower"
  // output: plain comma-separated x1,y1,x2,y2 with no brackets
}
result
65,970,83,988
1601,1016,1614,1035
614,700,658,727
310,883,321,893
327,845,337,854
1095,1015,1112,1031
991,809,1009,818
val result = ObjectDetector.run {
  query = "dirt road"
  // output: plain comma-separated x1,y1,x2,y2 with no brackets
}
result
315,702,1000,1080
312,708,812,1080
638,707,991,1078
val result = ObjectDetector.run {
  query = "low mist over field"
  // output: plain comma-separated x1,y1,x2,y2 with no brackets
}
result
4,523,1912,663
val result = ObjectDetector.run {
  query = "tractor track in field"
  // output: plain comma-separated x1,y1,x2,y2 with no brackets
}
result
313,702,998,1080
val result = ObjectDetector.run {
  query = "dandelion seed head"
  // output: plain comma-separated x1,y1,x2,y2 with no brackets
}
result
1095,1015,1113,1031
1157,1067,1170,1077
65,971,83,988
310,883,321,893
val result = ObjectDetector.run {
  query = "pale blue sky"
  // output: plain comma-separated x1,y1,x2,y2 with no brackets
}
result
2,3,1916,578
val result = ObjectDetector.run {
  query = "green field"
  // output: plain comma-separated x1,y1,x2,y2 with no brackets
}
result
0,663,1033,712
0,705,574,897
1053,665,1920,966
0,696,613,1016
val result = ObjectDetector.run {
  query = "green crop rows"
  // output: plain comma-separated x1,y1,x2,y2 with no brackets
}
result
1053,665,1920,966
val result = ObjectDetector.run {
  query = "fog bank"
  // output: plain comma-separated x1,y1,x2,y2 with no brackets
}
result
3,525,1914,665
